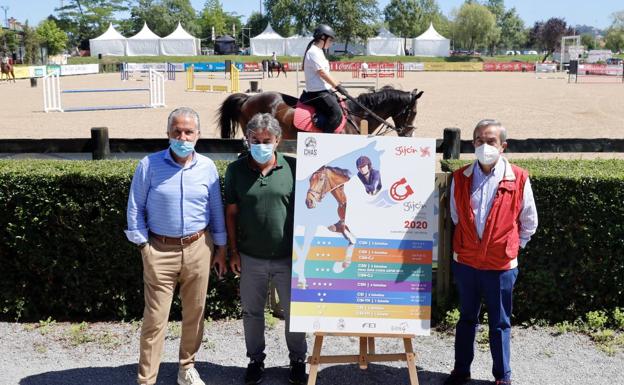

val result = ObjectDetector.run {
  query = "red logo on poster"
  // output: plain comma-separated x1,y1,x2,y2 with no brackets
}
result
390,178,414,201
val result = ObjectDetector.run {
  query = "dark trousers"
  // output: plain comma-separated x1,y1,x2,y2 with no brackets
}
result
300,90,343,133
452,260,518,382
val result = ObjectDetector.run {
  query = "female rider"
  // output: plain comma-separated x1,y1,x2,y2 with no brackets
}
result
300,24,348,133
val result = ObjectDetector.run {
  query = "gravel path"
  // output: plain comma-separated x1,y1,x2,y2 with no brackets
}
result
2,320,621,385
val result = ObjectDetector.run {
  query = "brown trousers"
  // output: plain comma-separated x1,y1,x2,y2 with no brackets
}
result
137,233,213,385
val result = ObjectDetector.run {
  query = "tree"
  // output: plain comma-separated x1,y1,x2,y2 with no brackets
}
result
22,22,41,64
245,12,269,40
128,0,199,38
580,33,597,51
453,2,496,51
539,17,570,62
384,0,445,51
332,0,378,52
611,10,624,29
527,21,543,51
605,28,624,52
0,29,19,54
499,8,525,50
36,19,68,56
198,0,242,46
55,0,128,48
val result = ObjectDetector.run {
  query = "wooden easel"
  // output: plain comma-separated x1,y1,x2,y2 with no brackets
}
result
305,120,420,385
307,332,419,385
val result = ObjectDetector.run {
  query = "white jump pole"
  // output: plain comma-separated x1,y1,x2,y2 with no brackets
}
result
149,69,166,108
43,70,63,113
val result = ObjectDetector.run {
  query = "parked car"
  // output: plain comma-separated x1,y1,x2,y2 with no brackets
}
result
525,50,538,55
606,57,623,65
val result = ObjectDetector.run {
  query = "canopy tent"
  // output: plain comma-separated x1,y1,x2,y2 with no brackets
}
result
126,23,161,56
214,35,238,55
285,34,312,57
366,28,404,56
250,23,286,56
89,23,126,57
160,22,200,56
412,23,450,57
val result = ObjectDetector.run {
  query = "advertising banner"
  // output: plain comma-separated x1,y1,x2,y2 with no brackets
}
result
424,62,483,71
59,64,100,76
483,62,535,72
402,62,425,71
579,64,623,76
184,62,244,72
290,133,436,335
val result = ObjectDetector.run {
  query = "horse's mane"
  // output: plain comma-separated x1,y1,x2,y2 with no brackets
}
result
355,86,412,109
324,166,351,180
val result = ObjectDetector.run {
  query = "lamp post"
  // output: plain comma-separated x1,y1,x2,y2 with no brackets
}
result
0,6,8,29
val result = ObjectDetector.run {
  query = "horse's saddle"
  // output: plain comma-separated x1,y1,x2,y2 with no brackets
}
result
293,100,347,133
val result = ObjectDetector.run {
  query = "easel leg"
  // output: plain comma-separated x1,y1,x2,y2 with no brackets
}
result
307,335,324,385
358,337,369,369
403,337,419,385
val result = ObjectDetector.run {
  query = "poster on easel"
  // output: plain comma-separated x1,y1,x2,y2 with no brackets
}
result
290,133,436,336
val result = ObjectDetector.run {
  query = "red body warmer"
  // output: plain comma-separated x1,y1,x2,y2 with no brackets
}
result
452,163,528,270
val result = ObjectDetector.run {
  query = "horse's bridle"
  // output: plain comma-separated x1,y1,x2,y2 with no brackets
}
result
307,168,328,201
396,93,418,132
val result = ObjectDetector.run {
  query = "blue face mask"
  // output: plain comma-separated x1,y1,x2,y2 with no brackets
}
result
250,143,274,164
169,138,195,158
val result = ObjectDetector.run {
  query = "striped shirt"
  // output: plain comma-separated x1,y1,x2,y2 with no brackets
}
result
125,149,227,246
450,157,538,248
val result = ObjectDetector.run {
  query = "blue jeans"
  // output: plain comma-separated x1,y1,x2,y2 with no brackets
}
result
452,261,518,382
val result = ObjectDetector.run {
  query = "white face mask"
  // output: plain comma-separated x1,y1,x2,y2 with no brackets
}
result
475,143,500,166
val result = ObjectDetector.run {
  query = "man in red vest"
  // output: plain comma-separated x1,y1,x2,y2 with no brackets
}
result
444,119,538,385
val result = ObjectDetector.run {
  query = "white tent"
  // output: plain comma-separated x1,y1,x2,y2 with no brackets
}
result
89,23,126,57
285,34,312,57
366,28,405,56
126,23,161,56
250,24,286,56
412,23,450,57
160,22,200,56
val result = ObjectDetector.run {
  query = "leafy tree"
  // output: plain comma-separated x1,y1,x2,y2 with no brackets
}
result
605,28,624,52
128,0,199,37
245,12,269,40
499,8,525,50
332,0,378,52
0,29,19,55
55,0,128,48
199,0,242,46
453,2,496,51
527,21,543,51
384,0,446,51
539,17,571,62
580,33,597,51
611,10,624,30
36,19,68,56
22,22,41,64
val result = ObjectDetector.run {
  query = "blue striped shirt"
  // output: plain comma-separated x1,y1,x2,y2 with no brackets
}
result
125,149,227,246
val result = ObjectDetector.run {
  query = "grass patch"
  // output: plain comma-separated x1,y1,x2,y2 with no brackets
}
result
67,322,96,346
265,310,278,330
38,317,57,336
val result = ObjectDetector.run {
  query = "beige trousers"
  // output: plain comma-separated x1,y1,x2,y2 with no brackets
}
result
137,233,213,385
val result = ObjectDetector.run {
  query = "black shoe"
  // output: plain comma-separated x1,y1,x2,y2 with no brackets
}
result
244,360,264,384
288,359,307,384
443,370,471,385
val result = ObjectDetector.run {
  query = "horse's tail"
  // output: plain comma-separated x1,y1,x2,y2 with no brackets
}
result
218,93,249,138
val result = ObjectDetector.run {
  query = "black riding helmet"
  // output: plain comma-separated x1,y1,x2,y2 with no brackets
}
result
313,24,336,40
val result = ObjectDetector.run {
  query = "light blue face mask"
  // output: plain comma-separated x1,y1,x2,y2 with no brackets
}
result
169,138,195,158
250,143,274,164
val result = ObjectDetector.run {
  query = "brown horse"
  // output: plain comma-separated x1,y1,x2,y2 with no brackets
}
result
305,165,355,244
218,86,424,140
262,59,287,78
1,62,15,83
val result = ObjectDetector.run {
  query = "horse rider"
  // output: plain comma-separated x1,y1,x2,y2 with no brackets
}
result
300,24,349,133
271,51,278,67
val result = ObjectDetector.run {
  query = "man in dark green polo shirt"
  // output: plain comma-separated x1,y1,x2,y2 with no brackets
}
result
224,113,307,385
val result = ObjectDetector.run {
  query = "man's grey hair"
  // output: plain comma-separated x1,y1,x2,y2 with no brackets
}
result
167,107,200,133
473,119,507,143
245,113,282,137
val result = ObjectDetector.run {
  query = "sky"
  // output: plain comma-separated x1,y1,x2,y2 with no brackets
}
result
0,0,619,30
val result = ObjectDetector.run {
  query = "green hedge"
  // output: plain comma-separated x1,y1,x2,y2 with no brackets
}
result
2,159,623,322
0,160,239,321
442,159,624,322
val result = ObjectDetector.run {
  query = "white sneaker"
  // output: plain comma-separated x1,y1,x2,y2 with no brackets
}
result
177,367,206,385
